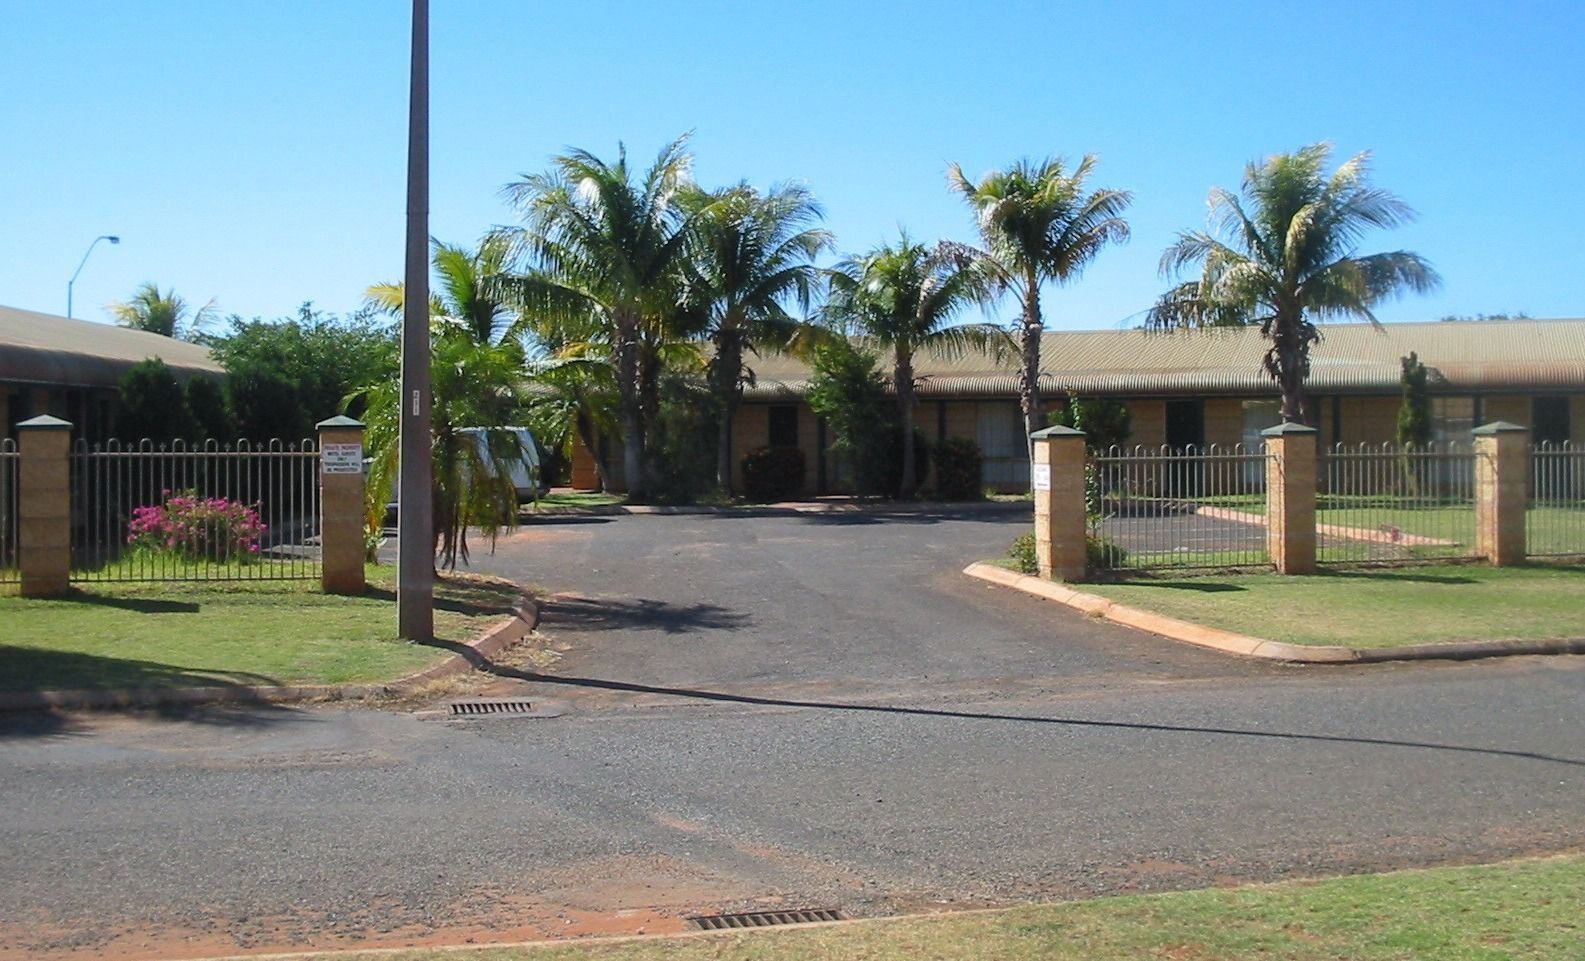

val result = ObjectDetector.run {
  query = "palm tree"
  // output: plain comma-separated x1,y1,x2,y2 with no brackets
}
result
498,136,697,503
358,327,526,569
366,235,518,345
681,182,833,494
1148,144,1440,423
948,156,1132,446
826,236,1003,499
110,282,216,340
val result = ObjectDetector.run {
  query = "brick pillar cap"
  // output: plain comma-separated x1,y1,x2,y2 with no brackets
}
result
1029,425,1085,439
1471,421,1528,435
315,415,366,430
16,415,72,431
1261,421,1317,436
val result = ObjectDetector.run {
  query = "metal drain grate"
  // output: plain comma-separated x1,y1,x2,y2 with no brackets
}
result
687,908,844,930
449,699,534,717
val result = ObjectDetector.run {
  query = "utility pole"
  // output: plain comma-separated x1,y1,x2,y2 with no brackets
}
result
397,0,434,640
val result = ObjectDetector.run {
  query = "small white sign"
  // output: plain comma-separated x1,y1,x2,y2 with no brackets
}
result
1031,463,1051,492
322,442,364,475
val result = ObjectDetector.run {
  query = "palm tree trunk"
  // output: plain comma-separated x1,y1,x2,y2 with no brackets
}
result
896,348,917,499
1018,275,1044,454
713,334,743,495
615,315,645,502
639,345,661,496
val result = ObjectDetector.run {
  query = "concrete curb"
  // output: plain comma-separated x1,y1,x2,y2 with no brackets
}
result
528,499,1032,518
962,562,1585,664
0,592,541,714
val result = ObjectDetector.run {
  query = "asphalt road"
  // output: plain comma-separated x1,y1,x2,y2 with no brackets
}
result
2,509,1583,960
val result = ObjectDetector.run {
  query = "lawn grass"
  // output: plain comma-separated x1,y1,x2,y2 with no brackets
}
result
286,855,1585,961
1084,563,1585,648
0,566,521,691
531,491,626,510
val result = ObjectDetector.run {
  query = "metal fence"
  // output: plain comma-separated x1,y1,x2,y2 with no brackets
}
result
1089,445,1272,572
1529,442,1585,558
1317,443,1477,565
0,438,17,586
69,438,322,583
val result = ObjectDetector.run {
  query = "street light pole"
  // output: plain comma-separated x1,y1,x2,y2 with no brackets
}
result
397,0,434,640
66,234,120,318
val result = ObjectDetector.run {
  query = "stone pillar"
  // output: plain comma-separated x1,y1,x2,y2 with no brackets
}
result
1262,422,1317,575
1029,425,1088,582
18,415,73,597
317,416,368,595
1473,421,1528,566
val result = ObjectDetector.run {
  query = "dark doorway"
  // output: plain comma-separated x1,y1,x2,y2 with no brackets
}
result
1165,400,1205,451
1164,399,1205,497
1534,396,1570,447
768,405,799,449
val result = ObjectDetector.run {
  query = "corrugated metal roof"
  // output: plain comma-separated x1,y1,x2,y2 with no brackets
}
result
0,303,223,389
741,318,1585,400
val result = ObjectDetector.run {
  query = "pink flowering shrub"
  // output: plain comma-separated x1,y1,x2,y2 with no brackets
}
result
127,489,267,561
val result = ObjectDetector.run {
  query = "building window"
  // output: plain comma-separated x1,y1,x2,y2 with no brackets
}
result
1533,396,1570,446
1431,397,1476,444
768,405,799,449
1240,400,1282,449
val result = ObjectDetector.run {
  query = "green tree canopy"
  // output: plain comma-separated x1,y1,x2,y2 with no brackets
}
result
110,282,216,340
948,155,1131,445
1148,144,1441,422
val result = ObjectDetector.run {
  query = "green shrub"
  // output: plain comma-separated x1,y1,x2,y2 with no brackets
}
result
878,427,931,499
114,359,198,443
933,436,983,501
741,447,806,502
1009,532,1038,574
185,377,234,441
226,368,308,442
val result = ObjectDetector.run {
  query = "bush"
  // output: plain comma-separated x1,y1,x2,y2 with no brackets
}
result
185,377,234,442
647,371,717,505
877,428,931,500
226,368,308,442
933,436,983,501
1051,394,1132,452
1009,532,1038,574
741,447,806,502
127,489,266,562
115,359,197,442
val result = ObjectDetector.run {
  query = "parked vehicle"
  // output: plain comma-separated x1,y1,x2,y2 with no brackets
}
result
382,426,549,525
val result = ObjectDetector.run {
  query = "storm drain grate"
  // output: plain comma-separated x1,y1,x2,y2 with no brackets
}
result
688,908,845,930
449,699,534,717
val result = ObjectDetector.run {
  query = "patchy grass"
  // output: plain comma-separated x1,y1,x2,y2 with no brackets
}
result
285,856,1585,961
0,566,521,692
1085,563,1585,648
531,491,625,510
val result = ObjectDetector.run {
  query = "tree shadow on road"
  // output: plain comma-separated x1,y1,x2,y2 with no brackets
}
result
537,595,750,635
474,661,1585,770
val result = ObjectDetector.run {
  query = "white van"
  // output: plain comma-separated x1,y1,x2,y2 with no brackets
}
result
382,426,549,524
458,426,549,502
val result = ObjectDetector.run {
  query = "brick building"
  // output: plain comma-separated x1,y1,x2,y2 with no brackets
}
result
578,317,1585,495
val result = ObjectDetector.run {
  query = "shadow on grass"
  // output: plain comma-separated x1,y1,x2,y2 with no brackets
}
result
51,592,202,614
1105,580,1247,593
0,647,307,739
1313,570,1480,585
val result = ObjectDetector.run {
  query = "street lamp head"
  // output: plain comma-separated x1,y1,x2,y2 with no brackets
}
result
106,236,120,244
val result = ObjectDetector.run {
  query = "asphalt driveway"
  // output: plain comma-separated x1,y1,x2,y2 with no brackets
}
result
460,506,1279,702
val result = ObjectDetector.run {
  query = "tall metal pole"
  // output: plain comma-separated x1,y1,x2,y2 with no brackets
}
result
67,234,120,319
397,0,434,640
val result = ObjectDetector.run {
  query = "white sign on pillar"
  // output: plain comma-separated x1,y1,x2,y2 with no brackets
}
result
1031,463,1051,491
322,442,364,475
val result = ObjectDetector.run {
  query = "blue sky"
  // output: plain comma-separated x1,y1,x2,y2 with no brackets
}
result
4,1,1583,331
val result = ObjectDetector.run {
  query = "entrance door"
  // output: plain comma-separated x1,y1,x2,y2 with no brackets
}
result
1163,400,1205,497
1534,396,1570,447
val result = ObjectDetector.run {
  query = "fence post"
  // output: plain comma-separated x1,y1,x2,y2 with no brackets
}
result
18,415,73,597
1473,421,1528,566
1262,422,1317,575
317,416,367,595
1029,425,1088,581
